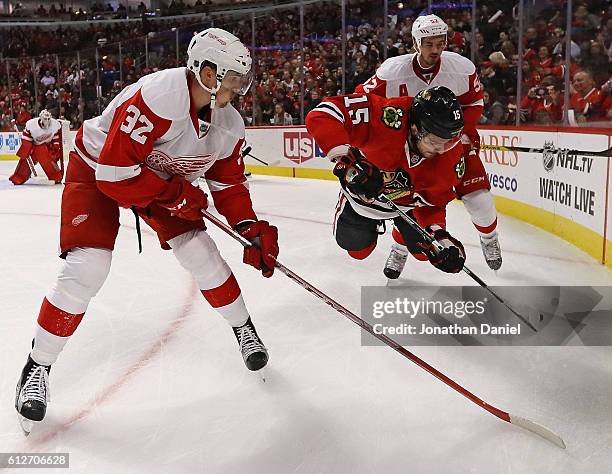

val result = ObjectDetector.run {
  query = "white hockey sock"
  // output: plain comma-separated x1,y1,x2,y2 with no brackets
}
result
480,229,498,240
214,295,250,327
462,189,498,236
31,326,71,366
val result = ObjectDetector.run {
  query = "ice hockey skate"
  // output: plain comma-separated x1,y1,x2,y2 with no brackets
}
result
383,244,409,279
480,234,502,271
232,317,268,374
15,355,51,436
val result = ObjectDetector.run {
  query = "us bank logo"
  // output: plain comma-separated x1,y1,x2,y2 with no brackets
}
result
6,133,20,151
283,131,326,164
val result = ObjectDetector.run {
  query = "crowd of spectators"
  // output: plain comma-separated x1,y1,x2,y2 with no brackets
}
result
0,0,610,131
4,0,215,20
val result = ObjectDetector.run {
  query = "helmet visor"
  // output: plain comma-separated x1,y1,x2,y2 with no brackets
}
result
221,69,253,95
419,132,460,154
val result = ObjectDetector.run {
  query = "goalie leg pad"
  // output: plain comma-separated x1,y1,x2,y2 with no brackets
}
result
33,145,62,182
9,159,32,185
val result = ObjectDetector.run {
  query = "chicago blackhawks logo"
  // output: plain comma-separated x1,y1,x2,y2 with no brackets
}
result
146,149,214,177
381,106,404,130
455,156,465,179
382,169,414,200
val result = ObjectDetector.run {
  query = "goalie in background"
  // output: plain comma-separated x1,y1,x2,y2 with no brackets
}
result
9,109,63,185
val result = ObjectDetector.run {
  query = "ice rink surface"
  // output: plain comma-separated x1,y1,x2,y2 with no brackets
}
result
1,161,611,473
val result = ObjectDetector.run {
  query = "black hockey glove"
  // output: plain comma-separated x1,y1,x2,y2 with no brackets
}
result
333,146,384,200
420,226,465,274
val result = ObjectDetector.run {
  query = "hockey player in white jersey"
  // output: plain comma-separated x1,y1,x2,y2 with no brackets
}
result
356,14,502,277
9,109,63,185
15,28,279,435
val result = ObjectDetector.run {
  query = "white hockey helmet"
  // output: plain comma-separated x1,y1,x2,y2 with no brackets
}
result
39,109,52,129
187,28,253,108
411,14,448,50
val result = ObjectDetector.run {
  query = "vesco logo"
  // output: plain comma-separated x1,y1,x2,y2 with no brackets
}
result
283,131,326,164
6,133,20,151
487,172,517,192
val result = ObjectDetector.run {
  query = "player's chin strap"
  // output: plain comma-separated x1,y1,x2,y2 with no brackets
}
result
194,68,220,109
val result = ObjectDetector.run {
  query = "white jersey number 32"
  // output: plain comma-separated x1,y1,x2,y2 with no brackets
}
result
120,105,154,144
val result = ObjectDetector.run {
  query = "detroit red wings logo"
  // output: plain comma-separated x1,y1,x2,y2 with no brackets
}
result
146,150,214,177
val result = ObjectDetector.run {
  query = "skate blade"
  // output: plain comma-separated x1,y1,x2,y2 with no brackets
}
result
18,415,36,436
257,366,267,383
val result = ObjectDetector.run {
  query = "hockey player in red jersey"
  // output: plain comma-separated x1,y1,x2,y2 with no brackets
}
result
306,86,469,276
15,28,279,434
9,109,63,185
356,14,501,278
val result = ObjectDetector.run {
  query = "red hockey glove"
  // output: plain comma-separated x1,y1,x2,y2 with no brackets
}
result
236,220,279,277
158,175,208,221
420,226,465,273
333,146,384,200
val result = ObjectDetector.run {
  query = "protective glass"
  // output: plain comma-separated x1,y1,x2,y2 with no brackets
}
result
221,69,253,95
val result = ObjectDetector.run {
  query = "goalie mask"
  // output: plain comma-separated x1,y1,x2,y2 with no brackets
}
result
409,86,463,155
187,28,253,109
39,109,52,129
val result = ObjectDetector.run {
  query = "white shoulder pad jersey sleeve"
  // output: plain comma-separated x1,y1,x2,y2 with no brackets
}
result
78,68,189,162
356,54,416,97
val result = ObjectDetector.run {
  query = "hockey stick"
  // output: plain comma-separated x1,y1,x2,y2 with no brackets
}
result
242,145,282,166
480,143,612,158
242,145,270,166
378,195,539,332
201,208,565,448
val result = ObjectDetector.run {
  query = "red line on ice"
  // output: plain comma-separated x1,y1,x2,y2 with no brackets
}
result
1,211,199,451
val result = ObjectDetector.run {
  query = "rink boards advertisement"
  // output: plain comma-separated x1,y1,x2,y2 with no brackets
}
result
0,131,22,160
244,125,612,264
477,127,610,261
3,125,611,264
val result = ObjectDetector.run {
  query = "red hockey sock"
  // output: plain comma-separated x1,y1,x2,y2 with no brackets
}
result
348,242,376,260
391,226,406,245
37,297,84,337
474,217,498,236
201,273,241,308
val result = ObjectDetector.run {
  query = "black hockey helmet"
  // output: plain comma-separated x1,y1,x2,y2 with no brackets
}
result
409,86,464,140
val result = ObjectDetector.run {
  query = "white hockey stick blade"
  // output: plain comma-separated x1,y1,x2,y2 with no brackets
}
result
509,414,566,448
18,415,35,437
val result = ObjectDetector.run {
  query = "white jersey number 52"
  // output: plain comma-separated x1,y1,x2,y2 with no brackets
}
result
120,105,154,144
